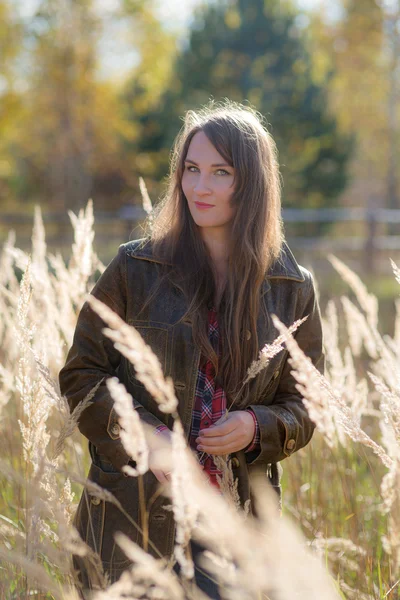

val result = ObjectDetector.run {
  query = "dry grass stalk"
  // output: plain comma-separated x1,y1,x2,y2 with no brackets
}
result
338,581,376,600
395,297,400,332
31,205,47,272
370,364,400,571
249,478,341,600
68,199,98,304
15,261,54,472
329,255,378,329
322,300,343,379
0,457,27,488
271,314,393,467
53,380,102,459
170,419,199,580
3,208,400,597
311,535,367,574
69,474,125,512
322,299,370,439
139,176,153,216
390,259,400,285
333,257,399,395
67,469,164,560
106,377,149,476
380,458,400,571
0,229,19,295
213,455,241,512
26,337,70,414
107,532,186,600
0,362,14,410
341,296,377,358
0,547,65,599
93,533,185,600
0,519,25,541
351,377,369,428
368,372,400,447
87,294,178,414
244,316,307,384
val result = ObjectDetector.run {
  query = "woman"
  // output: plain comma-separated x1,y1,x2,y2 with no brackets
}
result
59,100,324,597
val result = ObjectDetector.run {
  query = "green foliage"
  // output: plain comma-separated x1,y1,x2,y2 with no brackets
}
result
307,0,398,208
0,0,174,213
0,1,25,196
130,0,353,208
283,434,391,597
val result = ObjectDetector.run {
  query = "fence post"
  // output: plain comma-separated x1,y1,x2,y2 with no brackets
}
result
365,208,377,274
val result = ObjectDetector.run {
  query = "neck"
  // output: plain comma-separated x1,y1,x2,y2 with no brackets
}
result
200,228,230,307
200,228,230,278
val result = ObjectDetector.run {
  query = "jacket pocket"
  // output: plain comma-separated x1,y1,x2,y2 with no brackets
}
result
73,462,141,585
91,441,121,473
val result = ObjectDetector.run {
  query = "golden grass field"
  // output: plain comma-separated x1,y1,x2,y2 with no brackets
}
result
0,201,399,600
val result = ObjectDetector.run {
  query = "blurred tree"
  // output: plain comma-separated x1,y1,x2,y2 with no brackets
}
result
383,1,400,211
0,1,25,205
309,0,400,209
126,0,352,209
12,0,130,211
0,0,170,212
118,0,178,196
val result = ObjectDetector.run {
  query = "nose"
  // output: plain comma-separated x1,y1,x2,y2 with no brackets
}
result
193,174,212,197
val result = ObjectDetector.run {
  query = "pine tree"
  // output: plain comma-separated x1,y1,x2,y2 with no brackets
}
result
129,0,352,209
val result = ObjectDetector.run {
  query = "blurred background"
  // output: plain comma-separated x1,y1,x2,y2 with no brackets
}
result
0,0,399,325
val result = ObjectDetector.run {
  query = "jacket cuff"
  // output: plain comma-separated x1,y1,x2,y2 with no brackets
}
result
244,408,260,452
244,404,299,466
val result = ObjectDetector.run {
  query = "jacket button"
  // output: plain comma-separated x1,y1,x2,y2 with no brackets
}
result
111,423,120,436
91,496,101,506
246,330,251,340
231,457,240,469
286,439,295,451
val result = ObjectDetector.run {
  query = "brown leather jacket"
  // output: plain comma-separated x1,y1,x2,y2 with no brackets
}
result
59,238,324,587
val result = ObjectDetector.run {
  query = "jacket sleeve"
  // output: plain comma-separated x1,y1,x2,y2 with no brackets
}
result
58,244,166,471
246,271,324,466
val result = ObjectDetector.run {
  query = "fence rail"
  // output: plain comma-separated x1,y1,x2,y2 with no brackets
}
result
1,206,400,272
282,208,400,222
2,206,400,224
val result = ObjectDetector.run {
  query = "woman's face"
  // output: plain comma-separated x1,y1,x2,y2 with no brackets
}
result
181,131,236,237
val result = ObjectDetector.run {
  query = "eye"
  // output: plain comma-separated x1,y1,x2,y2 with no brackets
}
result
186,166,199,172
216,169,230,176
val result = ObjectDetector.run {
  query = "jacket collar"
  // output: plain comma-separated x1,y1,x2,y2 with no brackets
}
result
125,238,304,286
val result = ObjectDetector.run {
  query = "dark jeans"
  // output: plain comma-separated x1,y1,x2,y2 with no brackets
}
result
173,540,221,600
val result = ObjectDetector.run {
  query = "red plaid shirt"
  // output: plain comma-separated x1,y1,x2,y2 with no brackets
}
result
156,307,260,488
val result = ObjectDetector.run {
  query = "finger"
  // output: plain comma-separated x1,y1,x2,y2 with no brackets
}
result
200,443,239,456
197,424,242,446
197,436,243,453
199,420,235,437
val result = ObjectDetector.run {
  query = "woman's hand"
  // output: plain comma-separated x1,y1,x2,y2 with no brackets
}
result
196,411,255,455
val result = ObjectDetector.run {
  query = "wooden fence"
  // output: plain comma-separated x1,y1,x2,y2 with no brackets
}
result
1,206,400,274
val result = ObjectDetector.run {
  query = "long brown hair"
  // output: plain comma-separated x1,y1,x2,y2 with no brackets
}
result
148,99,283,407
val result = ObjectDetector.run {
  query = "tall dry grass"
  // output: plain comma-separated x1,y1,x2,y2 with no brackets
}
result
0,200,399,599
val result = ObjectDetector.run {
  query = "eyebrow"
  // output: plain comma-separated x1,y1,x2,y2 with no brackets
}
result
184,158,232,168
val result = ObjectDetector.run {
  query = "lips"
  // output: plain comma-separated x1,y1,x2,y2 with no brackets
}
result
194,201,215,208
